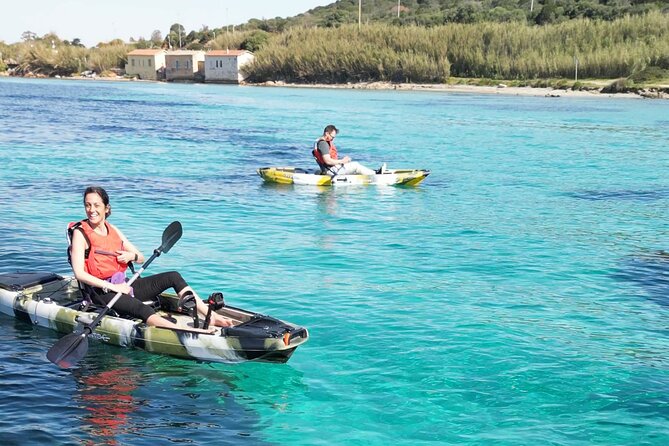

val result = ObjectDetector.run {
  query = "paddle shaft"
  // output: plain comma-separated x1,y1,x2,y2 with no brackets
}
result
83,248,163,332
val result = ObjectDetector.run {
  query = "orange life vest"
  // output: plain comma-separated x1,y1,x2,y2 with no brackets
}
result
312,136,339,172
76,220,127,279
314,136,338,160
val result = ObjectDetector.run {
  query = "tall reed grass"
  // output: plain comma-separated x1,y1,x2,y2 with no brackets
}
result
247,11,669,82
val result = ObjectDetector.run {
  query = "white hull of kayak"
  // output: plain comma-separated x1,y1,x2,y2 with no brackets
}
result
257,167,430,186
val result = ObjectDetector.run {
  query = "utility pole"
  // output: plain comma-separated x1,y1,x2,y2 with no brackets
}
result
574,55,579,82
530,0,534,13
398,0,401,18
358,0,362,31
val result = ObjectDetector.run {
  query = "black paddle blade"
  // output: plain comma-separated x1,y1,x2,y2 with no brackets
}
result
47,332,89,368
160,221,182,254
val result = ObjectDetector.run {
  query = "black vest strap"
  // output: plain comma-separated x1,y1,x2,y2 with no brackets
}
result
312,148,338,176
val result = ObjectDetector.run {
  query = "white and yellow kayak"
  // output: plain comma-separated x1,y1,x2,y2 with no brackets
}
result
257,167,430,186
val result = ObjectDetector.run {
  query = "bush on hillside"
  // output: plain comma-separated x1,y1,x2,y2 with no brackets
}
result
88,45,128,73
241,31,269,52
629,66,669,83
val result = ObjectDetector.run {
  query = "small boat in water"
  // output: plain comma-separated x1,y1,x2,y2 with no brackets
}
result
257,167,430,186
0,271,308,363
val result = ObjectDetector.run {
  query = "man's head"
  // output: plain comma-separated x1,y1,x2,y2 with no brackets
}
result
323,124,338,139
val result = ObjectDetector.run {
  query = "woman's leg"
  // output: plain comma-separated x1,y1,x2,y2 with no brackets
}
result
92,280,215,332
134,272,234,328
90,289,156,322
179,287,235,327
132,272,188,301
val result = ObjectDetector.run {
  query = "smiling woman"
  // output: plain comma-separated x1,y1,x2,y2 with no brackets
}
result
67,186,235,332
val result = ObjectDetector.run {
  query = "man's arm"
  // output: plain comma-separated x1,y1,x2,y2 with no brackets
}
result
319,141,350,166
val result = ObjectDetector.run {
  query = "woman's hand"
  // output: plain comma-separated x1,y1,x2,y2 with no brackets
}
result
116,250,137,264
112,282,133,295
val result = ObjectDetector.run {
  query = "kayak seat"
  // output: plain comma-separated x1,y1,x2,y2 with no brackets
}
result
75,282,162,318
77,299,120,318
312,149,338,176
75,296,162,319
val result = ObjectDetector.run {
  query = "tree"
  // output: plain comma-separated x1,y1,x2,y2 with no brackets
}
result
168,23,186,48
241,30,269,52
454,3,483,23
21,31,37,41
535,0,560,24
150,30,163,45
135,38,151,49
321,10,349,27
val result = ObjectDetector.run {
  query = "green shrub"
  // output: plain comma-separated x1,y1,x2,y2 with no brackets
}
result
88,45,129,73
555,79,569,88
601,78,630,93
241,30,270,52
628,66,669,83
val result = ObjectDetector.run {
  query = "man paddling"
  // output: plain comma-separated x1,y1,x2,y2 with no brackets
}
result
312,125,385,175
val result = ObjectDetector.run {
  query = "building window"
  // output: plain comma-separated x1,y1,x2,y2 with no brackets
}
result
175,60,179,70
131,59,135,67
148,59,152,67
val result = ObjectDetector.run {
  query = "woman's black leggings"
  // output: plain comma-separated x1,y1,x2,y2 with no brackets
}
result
90,271,188,322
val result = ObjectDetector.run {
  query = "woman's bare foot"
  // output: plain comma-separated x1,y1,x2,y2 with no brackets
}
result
212,314,235,327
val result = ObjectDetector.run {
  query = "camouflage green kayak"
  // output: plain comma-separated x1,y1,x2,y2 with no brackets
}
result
0,271,308,363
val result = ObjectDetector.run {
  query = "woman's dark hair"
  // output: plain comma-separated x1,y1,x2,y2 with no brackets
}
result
83,186,112,217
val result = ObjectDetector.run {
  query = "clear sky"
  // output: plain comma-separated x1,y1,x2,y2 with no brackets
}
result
1,0,334,46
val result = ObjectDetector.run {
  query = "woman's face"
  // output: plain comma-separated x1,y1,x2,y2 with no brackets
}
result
84,192,108,225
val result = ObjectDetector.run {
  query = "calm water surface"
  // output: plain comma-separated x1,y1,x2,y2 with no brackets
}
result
1,77,668,445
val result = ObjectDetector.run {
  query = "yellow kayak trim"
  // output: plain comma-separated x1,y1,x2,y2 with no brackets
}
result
257,167,430,186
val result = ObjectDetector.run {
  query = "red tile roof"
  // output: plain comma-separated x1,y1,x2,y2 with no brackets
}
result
128,49,166,56
207,50,250,57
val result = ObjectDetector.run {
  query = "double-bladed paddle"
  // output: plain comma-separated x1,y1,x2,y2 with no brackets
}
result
47,221,183,368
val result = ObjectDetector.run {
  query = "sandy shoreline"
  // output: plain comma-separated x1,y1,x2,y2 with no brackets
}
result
2,72,665,99
257,80,666,100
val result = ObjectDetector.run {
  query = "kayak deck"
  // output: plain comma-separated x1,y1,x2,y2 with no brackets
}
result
257,167,430,186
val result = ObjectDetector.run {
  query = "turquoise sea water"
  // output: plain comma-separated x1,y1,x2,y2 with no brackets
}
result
0,77,668,445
